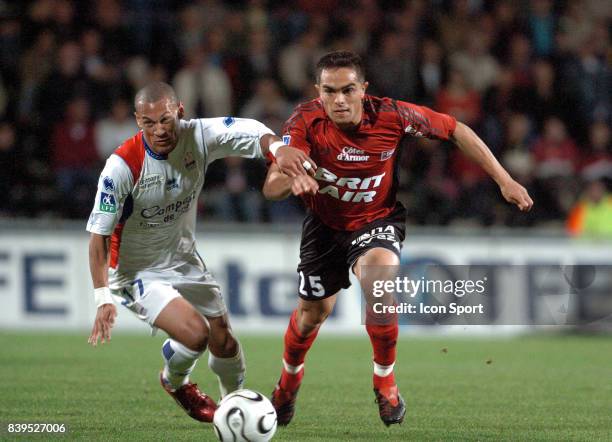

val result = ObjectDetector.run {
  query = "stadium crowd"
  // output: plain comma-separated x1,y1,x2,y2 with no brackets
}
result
0,0,610,229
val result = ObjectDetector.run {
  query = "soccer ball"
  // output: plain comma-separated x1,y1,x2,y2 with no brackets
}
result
213,389,277,442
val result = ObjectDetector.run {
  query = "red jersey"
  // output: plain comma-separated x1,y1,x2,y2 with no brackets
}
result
282,95,457,230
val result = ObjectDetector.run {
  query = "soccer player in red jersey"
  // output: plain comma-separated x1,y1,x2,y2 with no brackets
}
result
263,51,533,426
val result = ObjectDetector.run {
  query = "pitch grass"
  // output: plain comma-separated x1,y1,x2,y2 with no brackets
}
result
0,332,611,441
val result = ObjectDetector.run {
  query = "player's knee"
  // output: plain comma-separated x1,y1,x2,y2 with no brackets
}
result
298,305,331,335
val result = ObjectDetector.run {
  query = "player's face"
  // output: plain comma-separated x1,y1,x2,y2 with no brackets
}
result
316,67,368,129
135,98,184,155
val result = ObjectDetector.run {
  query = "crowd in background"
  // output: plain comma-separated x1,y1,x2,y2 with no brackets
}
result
0,0,610,230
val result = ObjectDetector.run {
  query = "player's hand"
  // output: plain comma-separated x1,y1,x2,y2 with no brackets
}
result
88,304,117,346
275,145,317,178
291,175,319,196
500,179,533,211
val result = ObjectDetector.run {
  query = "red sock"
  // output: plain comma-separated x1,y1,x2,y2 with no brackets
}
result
366,313,398,390
280,309,319,391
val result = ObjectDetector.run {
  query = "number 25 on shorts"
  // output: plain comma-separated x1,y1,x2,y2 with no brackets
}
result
299,272,326,298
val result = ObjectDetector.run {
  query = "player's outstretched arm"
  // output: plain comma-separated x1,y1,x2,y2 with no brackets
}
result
260,134,317,178
263,163,319,201
450,122,534,212
88,233,117,346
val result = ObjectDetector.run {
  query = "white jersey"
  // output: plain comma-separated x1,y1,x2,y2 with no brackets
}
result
86,117,273,289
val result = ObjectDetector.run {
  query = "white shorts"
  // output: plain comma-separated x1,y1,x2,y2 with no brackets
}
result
110,257,227,326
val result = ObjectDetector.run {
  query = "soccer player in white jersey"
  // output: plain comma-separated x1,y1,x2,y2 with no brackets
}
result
86,82,315,423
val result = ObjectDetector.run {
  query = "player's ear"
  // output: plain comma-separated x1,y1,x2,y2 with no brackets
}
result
134,112,142,129
177,102,185,119
362,81,369,93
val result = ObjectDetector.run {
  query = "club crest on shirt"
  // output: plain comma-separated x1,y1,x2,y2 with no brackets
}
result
139,174,164,190
184,151,196,170
282,135,291,145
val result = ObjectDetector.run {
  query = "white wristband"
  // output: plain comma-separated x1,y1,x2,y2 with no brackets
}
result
269,140,285,157
94,287,114,308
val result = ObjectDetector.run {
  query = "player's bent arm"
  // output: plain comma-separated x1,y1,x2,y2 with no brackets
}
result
450,122,512,185
89,233,110,289
450,122,534,211
263,163,293,201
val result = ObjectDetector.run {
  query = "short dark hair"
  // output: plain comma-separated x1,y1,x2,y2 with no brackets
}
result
134,81,178,111
315,50,365,84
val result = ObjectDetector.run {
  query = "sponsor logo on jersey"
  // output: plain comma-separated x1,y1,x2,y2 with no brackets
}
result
337,146,370,162
314,167,385,203
103,176,115,191
165,177,179,191
351,225,396,247
223,116,235,127
282,135,291,145
404,124,424,137
184,151,196,170
100,192,117,213
380,149,395,161
139,174,164,190
140,190,196,221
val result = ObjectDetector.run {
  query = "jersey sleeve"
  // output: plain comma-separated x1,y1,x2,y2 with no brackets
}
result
395,100,457,141
86,154,135,236
199,117,274,163
281,108,311,155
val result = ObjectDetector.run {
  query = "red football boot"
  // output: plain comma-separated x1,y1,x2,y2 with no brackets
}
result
270,367,303,426
160,372,217,422
374,384,406,426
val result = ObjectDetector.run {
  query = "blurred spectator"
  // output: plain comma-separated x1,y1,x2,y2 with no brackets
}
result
528,0,556,56
240,78,293,135
173,46,232,118
50,97,99,218
436,68,481,127
35,41,92,131
450,29,500,93
507,34,533,88
532,117,579,179
532,117,579,219
279,28,324,99
580,121,612,184
512,58,571,131
416,39,445,105
95,98,138,159
369,31,417,100
18,29,56,122
205,157,266,222
567,180,612,237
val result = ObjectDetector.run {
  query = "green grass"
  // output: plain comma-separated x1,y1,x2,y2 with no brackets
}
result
0,332,611,441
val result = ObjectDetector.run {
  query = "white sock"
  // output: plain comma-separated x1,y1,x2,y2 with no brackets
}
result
208,343,246,398
161,339,203,390
373,361,395,377
282,359,304,375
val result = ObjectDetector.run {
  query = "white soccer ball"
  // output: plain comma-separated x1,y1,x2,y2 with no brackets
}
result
213,389,277,442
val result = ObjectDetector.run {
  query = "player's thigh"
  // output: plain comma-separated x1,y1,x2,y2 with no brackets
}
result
297,213,351,302
173,270,228,318
114,278,209,351
155,297,210,352
206,313,239,358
